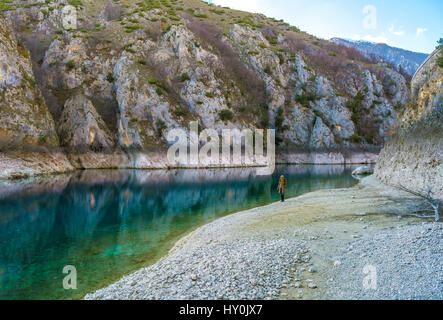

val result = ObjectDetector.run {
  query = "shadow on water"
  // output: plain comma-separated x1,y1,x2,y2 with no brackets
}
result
0,165,362,299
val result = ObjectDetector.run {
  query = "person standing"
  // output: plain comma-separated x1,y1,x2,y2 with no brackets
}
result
278,175,287,202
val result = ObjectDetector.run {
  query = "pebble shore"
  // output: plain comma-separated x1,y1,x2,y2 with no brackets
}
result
85,176,442,300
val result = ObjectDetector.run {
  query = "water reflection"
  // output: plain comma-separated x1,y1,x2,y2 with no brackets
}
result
0,165,360,299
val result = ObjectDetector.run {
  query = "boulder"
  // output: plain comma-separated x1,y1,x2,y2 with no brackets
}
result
352,166,374,175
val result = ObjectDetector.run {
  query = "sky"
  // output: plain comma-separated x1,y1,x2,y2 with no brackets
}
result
210,0,443,54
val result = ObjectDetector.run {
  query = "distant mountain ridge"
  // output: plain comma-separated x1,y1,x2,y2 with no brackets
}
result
330,38,429,77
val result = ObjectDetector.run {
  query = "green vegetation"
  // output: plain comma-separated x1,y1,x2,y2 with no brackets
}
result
346,91,364,134
124,46,136,53
258,103,270,128
23,74,37,87
106,73,115,83
274,106,289,145
173,109,186,117
0,0,14,12
148,78,169,94
179,73,190,82
294,91,318,108
124,24,142,33
37,132,47,145
437,38,443,68
349,134,363,144
219,109,234,122
346,92,379,144
68,0,82,8
156,119,167,137
65,60,76,70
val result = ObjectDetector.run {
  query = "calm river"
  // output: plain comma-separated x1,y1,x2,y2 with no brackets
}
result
0,165,362,299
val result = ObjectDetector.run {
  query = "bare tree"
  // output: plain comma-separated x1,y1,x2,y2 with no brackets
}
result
398,185,441,222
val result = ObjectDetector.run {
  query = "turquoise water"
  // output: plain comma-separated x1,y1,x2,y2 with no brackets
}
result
0,165,360,300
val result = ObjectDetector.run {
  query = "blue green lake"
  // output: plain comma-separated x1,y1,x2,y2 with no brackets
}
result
0,165,361,299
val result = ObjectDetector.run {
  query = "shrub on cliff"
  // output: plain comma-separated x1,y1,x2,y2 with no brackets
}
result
349,134,363,144
438,54,443,68
437,38,443,68
275,106,289,145
219,109,234,122
347,92,364,131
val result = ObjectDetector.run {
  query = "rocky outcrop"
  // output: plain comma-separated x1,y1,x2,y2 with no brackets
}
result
0,151,73,179
406,49,443,125
0,15,58,149
352,166,374,175
57,93,130,169
0,15,73,178
376,48,443,199
58,93,114,152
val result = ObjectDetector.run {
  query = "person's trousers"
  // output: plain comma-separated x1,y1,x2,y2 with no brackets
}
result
280,193,285,202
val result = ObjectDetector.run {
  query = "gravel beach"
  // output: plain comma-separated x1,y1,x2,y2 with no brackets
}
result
85,176,442,300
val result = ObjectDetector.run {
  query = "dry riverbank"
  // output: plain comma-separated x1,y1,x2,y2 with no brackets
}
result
85,176,442,300
0,151,377,180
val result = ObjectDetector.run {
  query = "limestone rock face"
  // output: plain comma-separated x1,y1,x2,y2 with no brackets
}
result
0,0,415,175
310,117,335,149
0,15,58,149
57,93,114,152
376,48,443,199
406,49,443,126
0,15,73,179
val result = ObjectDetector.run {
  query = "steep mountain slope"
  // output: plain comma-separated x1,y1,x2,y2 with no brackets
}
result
0,0,410,176
0,14,58,149
331,38,428,77
0,14,73,178
376,47,443,199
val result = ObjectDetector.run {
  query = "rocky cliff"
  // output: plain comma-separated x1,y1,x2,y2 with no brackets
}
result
0,0,411,178
0,13,73,178
376,47,443,199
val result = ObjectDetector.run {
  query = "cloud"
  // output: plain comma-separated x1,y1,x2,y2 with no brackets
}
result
416,28,427,37
389,25,405,36
352,34,388,44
